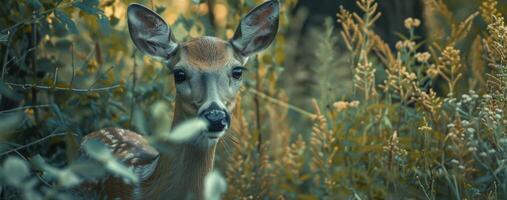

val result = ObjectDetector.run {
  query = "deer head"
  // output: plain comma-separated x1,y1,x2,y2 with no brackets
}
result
127,1,280,149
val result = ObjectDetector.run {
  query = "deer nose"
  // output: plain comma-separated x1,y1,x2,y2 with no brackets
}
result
204,110,226,122
199,102,230,132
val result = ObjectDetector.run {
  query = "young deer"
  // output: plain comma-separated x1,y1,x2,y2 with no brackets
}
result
81,1,279,199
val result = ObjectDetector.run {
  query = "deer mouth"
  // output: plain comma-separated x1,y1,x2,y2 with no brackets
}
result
206,131,225,140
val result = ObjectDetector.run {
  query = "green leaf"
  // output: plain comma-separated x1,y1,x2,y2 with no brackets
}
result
26,0,43,10
32,155,81,187
0,112,24,135
83,0,99,6
55,9,79,34
74,2,102,15
109,15,120,27
132,107,147,135
70,160,106,179
157,119,207,143
58,169,81,187
155,6,166,15
98,14,111,36
2,156,30,187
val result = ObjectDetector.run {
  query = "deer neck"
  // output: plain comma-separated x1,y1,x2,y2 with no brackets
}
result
142,99,216,199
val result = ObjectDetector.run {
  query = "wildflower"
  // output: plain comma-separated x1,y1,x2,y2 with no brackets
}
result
404,17,421,29
395,40,416,51
333,100,360,112
426,64,439,78
418,126,432,132
461,120,470,126
462,94,472,102
349,100,360,108
450,159,460,165
480,152,488,157
458,165,465,170
468,147,477,152
415,52,431,62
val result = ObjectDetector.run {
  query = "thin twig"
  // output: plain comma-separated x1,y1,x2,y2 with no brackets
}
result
88,65,114,90
30,11,40,124
0,28,15,105
70,43,75,88
0,132,72,157
246,88,316,119
5,82,120,92
0,104,50,114
53,66,59,88
129,51,138,128
254,60,262,153
0,1,72,34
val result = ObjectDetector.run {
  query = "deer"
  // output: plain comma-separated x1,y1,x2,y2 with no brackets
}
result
79,1,279,199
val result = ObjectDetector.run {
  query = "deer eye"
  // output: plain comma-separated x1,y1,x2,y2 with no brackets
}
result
231,67,246,80
172,69,187,84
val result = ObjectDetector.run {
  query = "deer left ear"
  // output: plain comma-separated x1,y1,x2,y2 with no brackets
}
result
231,0,280,57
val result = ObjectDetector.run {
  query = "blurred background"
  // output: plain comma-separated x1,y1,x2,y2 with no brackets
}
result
2,0,507,199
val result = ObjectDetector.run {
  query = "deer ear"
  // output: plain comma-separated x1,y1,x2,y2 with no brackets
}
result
127,4,178,61
231,0,280,57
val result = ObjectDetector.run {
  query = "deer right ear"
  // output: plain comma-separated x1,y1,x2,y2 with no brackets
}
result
127,4,178,61
230,0,280,57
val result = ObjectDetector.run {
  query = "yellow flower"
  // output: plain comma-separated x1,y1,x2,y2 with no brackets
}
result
415,52,431,63
426,64,439,78
333,101,360,111
404,17,421,29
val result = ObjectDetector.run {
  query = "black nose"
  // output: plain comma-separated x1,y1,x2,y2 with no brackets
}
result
200,102,230,132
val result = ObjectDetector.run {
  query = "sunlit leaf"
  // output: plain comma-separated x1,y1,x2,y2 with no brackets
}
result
157,119,207,143
82,139,111,161
104,159,138,183
83,140,138,183
204,171,227,200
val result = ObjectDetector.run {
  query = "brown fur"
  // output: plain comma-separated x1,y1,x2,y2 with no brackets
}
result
181,37,235,70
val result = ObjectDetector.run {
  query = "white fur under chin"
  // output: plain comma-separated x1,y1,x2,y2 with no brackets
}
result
190,130,226,149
